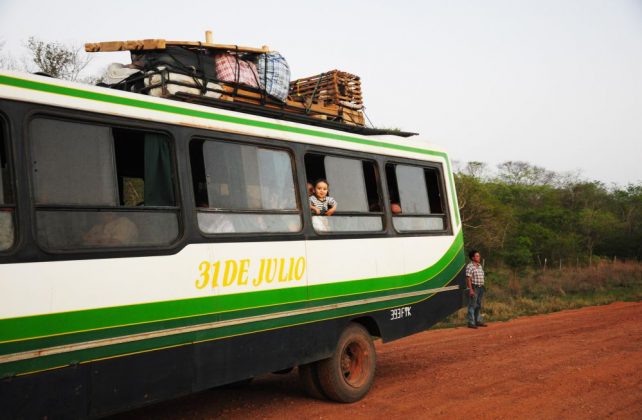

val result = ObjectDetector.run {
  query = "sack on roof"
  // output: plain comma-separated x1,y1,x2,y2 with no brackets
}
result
256,52,290,102
214,54,260,89
103,63,141,85
132,46,217,80
144,67,222,99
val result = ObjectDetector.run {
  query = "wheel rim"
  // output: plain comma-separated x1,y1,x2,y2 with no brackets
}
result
340,340,370,388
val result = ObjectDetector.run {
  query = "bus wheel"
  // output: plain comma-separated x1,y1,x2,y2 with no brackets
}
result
317,323,376,402
299,362,326,400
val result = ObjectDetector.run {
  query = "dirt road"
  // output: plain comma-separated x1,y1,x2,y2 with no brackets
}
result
116,302,642,419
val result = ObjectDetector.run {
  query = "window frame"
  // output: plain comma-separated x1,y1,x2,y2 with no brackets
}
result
304,149,385,235
0,112,17,254
26,113,183,253
384,159,452,236
189,135,304,237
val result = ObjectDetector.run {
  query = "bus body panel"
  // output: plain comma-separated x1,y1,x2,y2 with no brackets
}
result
0,71,466,418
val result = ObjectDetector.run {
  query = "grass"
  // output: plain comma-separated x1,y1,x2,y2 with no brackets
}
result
435,260,642,328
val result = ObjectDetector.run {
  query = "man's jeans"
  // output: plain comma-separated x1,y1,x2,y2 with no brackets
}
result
468,285,484,325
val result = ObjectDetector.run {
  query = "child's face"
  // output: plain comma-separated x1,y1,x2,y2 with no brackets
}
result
314,182,329,199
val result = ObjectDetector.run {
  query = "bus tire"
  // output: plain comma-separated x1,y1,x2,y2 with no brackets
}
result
317,323,376,403
299,362,326,400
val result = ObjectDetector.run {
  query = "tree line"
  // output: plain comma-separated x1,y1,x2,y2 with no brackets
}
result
455,161,642,268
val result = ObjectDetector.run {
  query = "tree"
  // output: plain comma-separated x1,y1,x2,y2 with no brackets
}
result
0,41,19,71
496,161,556,186
24,37,92,81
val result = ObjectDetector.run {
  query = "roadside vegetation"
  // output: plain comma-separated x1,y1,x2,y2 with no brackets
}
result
439,161,642,327
439,261,642,327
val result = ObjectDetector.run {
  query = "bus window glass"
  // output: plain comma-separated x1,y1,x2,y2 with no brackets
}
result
36,211,179,249
425,168,444,213
0,123,14,251
202,141,297,210
31,119,118,205
305,154,382,233
30,118,179,250
396,165,430,214
387,163,447,233
193,140,301,234
325,156,368,212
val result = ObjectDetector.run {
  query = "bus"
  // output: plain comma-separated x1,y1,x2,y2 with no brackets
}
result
0,70,466,418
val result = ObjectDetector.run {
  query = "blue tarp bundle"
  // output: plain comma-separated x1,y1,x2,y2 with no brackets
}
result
256,52,290,102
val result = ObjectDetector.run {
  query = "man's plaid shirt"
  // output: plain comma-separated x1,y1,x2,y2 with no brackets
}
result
466,262,485,286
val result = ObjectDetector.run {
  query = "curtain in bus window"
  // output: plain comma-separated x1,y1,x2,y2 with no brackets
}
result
324,156,368,212
31,119,118,205
203,141,296,210
203,141,244,209
144,133,175,206
257,148,296,209
396,165,430,214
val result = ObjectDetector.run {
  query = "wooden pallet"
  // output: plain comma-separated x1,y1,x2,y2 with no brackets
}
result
289,70,363,108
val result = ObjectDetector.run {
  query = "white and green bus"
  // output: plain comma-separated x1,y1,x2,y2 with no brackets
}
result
0,70,466,418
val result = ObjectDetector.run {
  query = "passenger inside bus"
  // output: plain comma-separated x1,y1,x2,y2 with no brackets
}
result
83,212,139,246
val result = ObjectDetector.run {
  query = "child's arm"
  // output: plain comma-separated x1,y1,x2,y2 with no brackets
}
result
309,198,321,215
325,198,337,216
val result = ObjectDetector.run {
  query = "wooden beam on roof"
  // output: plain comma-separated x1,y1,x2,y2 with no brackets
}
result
85,39,271,54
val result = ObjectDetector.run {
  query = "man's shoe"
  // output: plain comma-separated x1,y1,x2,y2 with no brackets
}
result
467,324,478,329
476,322,488,327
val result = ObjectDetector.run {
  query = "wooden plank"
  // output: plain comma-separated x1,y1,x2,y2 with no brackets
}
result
85,39,270,54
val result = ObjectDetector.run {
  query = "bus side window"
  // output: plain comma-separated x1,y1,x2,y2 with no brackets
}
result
386,163,448,233
305,153,383,233
190,139,301,234
30,118,180,250
0,119,15,252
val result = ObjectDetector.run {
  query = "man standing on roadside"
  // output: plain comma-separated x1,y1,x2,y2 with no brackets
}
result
466,250,487,329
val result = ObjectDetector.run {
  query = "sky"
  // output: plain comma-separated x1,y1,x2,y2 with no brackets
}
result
1,0,640,185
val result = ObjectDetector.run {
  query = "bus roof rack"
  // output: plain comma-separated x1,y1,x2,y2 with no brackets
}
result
87,31,418,138
171,91,418,137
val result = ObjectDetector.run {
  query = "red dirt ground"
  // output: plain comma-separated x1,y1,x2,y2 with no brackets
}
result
115,301,642,419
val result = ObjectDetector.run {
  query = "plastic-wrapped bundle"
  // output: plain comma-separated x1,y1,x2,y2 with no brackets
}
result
214,54,260,89
144,67,222,99
102,63,141,85
256,52,290,102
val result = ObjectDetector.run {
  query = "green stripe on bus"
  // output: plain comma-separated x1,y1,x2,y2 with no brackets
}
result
0,252,464,357
0,233,463,348
0,265,463,378
0,74,460,225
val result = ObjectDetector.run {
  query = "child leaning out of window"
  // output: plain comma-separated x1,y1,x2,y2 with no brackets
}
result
309,179,337,216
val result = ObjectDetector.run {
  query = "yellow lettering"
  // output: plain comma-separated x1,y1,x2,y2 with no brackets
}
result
211,260,220,287
223,260,238,286
278,258,288,282
254,258,266,287
195,261,211,289
288,257,295,281
265,258,277,283
294,257,306,281
238,259,250,286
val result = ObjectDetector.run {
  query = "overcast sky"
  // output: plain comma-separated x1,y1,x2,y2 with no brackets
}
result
1,0,640,185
